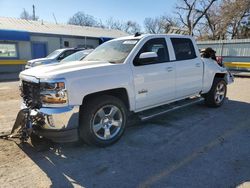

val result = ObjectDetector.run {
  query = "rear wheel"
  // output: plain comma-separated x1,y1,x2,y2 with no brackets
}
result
79,95,127,147
204,78,227,107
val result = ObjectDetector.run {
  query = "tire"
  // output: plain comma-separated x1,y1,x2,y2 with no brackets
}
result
79,95,127,147
204,78,227,107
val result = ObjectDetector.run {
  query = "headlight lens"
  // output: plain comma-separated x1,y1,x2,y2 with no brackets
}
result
40,80,68,107
32,61,44,67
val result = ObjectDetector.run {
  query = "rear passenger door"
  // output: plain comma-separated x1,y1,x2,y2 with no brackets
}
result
171,38,203,98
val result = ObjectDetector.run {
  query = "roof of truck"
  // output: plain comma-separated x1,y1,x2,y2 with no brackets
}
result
113,33,193,41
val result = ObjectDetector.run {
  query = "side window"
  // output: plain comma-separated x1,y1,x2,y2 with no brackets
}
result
171,38,196,61
64,41,69,47
134,38,169,66
58,50,76,60
64,50,76,57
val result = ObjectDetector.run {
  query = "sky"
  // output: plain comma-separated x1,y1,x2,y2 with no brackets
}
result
0,0,177,27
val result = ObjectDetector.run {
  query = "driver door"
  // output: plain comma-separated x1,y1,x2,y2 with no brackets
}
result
131,38,175,111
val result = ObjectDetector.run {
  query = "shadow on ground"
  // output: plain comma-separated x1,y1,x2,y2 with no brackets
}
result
17,99,250,188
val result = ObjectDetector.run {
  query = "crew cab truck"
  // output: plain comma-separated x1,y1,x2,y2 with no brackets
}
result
12,34,233,147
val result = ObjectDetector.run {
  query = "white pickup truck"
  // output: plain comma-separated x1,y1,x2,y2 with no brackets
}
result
12,34,233,147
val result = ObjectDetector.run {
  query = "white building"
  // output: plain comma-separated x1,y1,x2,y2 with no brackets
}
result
0,17,128,79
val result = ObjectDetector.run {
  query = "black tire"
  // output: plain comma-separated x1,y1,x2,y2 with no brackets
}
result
204,78,227,107
30,132,51,151
79,95,127,147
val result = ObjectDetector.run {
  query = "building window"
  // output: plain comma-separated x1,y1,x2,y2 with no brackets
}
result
77,44,93,49
64,41,69,47
0,43,18,58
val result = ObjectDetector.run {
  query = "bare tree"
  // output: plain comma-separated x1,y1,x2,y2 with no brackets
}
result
105,17,124,30
221,0,250,39
203,3,227,40
96,19,106,29
201,0,250,39
162,16,180,33
144,16,177,34
175,0,217,35
68,12,98,27
123,21,141,34
20,8,39,21
105,18,141,34
20,9,30,20
238,15,250,38
144,17,164,33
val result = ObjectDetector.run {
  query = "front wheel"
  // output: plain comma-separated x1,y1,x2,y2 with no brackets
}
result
79,95,127,147
204,78,227,107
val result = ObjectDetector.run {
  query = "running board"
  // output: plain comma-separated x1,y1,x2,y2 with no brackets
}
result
138,97,204,121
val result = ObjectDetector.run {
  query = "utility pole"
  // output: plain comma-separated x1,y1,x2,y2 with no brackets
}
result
32,5,35,21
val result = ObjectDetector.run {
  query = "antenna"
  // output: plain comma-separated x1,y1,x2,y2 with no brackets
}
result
53,13,58,24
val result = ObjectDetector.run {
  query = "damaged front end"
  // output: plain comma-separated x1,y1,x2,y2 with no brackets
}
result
11,75,79,143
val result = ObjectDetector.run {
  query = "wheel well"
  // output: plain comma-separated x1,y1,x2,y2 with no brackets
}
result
82,88,130,109
215,73,226,79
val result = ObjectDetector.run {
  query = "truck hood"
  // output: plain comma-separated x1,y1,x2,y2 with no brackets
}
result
20,60,115,80
27,58,53,64
27,58,54,66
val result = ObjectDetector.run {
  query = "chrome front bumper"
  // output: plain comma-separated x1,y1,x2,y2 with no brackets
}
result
20,104,80,143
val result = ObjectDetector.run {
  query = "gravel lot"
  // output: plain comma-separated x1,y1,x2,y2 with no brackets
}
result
0,78,250,188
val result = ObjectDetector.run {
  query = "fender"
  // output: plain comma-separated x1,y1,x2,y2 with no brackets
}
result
202,58,232,94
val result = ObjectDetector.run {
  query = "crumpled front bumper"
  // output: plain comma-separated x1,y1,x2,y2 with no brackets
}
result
21,104,80,143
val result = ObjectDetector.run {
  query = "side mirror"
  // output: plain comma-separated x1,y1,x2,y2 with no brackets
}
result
137,52,158,65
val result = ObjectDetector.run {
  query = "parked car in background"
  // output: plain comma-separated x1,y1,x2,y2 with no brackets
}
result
25,48,84,69
61,49,94,63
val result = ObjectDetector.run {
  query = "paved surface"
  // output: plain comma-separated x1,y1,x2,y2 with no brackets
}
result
0,78,250,188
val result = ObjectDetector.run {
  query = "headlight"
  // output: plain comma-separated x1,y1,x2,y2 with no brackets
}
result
40,79,68,107
32,61,44,67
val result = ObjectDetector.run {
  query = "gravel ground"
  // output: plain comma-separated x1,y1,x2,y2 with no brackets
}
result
0,78,250,188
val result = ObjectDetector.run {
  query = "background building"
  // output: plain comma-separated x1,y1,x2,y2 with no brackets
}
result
0,17,128,80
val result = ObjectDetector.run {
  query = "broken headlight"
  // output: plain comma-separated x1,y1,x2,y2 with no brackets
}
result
40,79,68,107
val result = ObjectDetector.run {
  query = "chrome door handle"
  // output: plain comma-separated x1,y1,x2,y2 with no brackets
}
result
166,67,173,72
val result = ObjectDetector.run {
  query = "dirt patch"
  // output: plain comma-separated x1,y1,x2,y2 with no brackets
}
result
0,81,20,132
0,139,51,187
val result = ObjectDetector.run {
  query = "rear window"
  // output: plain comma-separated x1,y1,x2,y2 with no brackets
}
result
171,38,196,61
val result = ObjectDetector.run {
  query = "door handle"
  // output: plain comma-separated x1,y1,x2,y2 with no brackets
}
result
195,63,201,67
166,67,173,72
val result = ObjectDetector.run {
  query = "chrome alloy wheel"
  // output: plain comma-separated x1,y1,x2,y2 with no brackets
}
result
214,82,226,104
92,105,123,140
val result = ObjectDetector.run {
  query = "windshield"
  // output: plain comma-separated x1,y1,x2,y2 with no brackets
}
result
84,39,138,64
46,49,63,59
61,51,85,62
61,49,93,63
